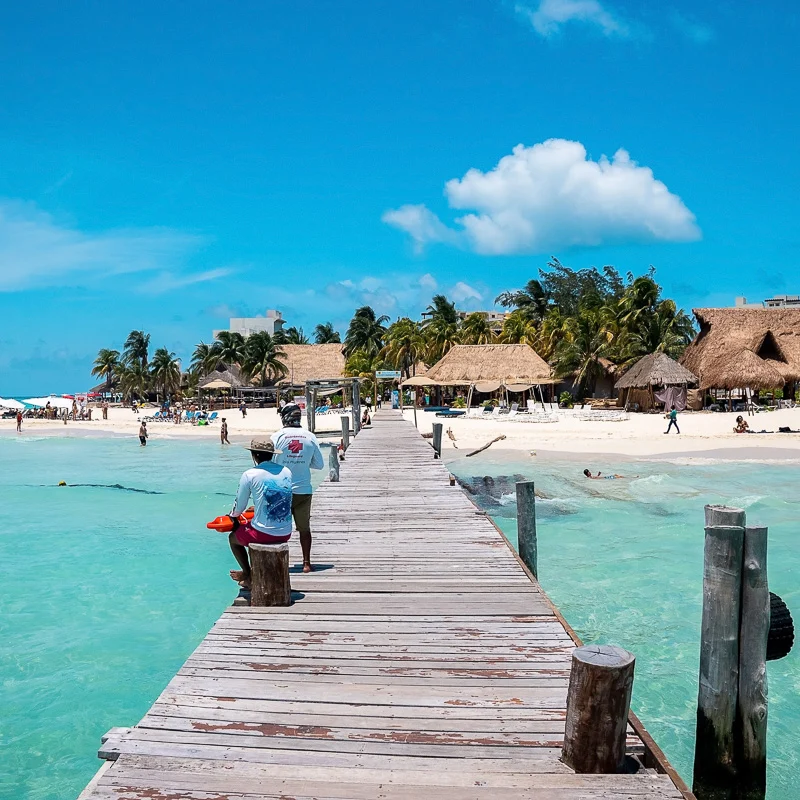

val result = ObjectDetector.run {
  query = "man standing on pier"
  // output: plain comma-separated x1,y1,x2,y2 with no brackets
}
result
272,403,324,573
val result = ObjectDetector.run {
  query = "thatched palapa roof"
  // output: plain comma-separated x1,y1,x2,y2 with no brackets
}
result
199,364,248,390
614,352,697,390
681,308,800,389
277,344,346,387
425,344,553,384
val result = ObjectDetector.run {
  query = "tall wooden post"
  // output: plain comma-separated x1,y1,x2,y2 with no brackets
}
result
516,480,537,579
562,644,636,773
431,422,443,458
305,386,313,432
248,543,291,607
693,505,746,800
736,525,769,800
341,415,350,452
352,379,361,434
329,445,340,483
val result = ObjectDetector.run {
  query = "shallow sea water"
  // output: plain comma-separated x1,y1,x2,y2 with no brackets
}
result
1,435,798,799
448,447,800,800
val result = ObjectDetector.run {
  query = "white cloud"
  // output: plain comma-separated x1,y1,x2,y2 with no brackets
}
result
516,0,630,38
384,138,700,255
418,273,438,291
451,281,483,304
0,199,206,291
139,267,233,294
381,205,461,253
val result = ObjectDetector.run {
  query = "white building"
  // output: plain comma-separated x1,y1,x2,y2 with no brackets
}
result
735,295,800,309
213,309,285,339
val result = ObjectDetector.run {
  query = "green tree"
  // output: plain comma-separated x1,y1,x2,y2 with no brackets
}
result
382,318,425,378
313,322,341,344
421,294,460,364
123,330,151,370
214,330,247,366
150,348,182,401
344,349,385,397
460,312,495,345
190,341,222,376
282,326,310,344
91,348,120,391
243,332,288,386
495,280,551,322
498,310,537,346
119,361,150,401
551,310,615,399
344,306,389,357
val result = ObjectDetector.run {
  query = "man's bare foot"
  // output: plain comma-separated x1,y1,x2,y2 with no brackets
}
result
303,562,313,574
230,569,251,588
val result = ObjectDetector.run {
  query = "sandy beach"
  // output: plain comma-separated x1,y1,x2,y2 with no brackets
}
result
4,404,800,460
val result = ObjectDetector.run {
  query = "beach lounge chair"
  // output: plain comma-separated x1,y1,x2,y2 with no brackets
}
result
207,411,218,422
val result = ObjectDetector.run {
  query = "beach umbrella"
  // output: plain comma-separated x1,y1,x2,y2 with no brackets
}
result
202,378,233,389
0,398,25,410
400,376,439,387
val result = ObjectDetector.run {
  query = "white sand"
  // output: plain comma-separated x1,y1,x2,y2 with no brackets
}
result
402,407,800,460
4,404,800,461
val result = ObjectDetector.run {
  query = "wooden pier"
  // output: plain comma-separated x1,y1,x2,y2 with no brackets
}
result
80,410,692,799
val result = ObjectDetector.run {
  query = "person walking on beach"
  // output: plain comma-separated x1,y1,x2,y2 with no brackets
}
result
220,417,230,445
664,405,680,434
16,410,22,433
272,403,324,573
139,420,149,446
239,400,247,419
226,439,293,589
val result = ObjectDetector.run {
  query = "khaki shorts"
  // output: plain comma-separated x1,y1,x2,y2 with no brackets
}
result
292,493,313,534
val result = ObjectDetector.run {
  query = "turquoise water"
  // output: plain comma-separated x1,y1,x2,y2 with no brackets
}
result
1,436,798,799
0,434,324,800
448,448,800,800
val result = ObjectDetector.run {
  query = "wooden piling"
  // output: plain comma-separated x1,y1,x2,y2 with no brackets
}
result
693,520,745,800
516,480,537,578
329,445,340,483
341,415,350,452
431,422,443,458
736,525,769,800
248,543,291,607
562,644,636,774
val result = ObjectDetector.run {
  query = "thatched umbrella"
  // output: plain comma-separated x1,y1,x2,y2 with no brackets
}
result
615,352,697,390
710,348,785,391
276,344,346,388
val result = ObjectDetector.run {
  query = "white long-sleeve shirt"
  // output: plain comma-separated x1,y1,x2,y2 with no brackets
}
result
231,462,293,536
271,427,324,495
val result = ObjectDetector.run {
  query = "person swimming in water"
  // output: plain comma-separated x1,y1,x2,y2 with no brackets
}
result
583,469,630,480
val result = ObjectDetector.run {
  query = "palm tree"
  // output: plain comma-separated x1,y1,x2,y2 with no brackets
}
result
282,326,310,344
91,348,120,391
498,310,537,346
123,330,150,370
423,294,458,327
382,318,425,378
150,348,182,401
495,279,551,322
214,331,246,366
344,349,385,397
314,322,341,344
460,313,495,345
118,361,150,401
243,332,288,386
344,306,389,357
533,308,569,361
551,310,615,399
191,341,222,376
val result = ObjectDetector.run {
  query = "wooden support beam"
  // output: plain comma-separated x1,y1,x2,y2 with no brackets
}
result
693,520,745,800
352,379,361,434
431,422,443,459
329,445,340,483
562,644,635,773
341,415,350,452
516,480,537,579
736,525,769,800
248,543,291,607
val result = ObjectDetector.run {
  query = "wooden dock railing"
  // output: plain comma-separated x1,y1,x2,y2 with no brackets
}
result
79,410,693,800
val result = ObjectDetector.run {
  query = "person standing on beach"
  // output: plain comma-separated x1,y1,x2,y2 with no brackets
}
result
664,405,680,434
271,403,324,573
220,417,230,445
16,410,22,433
239,400,247,419
226,439,293,589
139,420,149,446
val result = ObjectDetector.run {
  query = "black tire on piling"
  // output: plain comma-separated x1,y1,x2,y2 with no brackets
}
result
767,592,794,661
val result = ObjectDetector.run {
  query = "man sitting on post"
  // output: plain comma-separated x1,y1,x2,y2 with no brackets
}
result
228,439,293,589
272,403,324,573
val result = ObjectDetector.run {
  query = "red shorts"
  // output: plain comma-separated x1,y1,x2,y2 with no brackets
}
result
234,522,291,547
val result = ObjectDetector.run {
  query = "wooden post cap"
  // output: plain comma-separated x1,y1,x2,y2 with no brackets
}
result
704,504,745,528
562,644,636,774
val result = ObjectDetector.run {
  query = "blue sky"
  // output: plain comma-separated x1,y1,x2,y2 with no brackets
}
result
0,1,798,394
